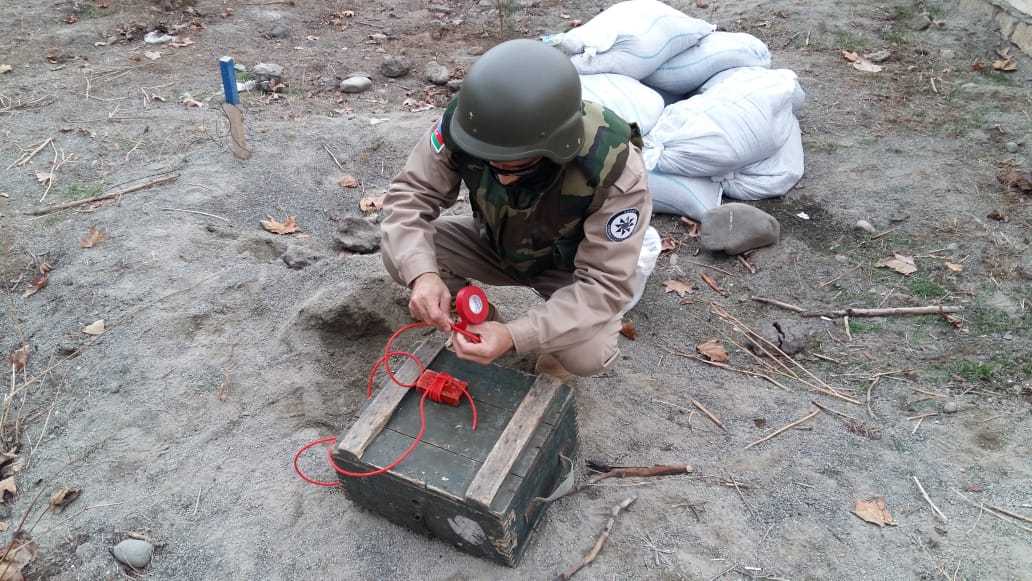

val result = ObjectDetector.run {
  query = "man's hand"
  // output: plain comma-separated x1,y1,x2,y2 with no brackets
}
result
410,272,452,332
453,322,513,365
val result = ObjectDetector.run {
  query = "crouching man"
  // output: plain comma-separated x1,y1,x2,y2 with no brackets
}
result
380,39,651,379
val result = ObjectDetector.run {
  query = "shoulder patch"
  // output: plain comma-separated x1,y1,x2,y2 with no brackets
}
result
430,120,445,154
606,208,640,242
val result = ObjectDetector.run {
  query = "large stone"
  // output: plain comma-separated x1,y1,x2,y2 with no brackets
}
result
111,539,154,570
253,62,284,92
340,75,372,93
699,203,780,255
380,55,411,78
333,216,381,254
425,61,450,85
266,22,290,39
281,243,327,270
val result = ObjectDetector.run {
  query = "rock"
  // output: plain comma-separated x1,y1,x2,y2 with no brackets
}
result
446,78,463,92
368,32,388,44
942,401,959,414
748,320,812,356
699,203,780,255
908,12,932,31
266,22,290,39
143,31,173,44
854,219,877,234
425,61,450,85
253,63,283,78
58,341,79,356
940,49,955,60
468,46,486,56
834,254,849,264
234,63,247,73
281,243,327,270
334,217,381,254
111,539,154,570
987,290,1022,319
1006,141,1019,153
380,55,411,78
340,75,373,93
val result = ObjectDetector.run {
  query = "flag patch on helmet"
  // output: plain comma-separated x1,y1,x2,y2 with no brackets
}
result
606,209,640,241
430,121,445,154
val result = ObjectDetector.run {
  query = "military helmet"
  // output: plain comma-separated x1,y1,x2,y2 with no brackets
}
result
449,39,583,163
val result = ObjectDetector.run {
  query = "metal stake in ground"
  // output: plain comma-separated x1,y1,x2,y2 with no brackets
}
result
219,56,252,160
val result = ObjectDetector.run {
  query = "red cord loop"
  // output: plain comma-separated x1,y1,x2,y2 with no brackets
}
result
293,322,477,486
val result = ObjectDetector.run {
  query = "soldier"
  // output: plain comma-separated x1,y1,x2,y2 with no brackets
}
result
381,39,652,379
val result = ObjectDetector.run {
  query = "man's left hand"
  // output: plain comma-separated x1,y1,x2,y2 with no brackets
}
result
452,322,513,365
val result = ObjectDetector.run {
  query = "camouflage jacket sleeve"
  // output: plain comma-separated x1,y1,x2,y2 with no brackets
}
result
380,122,462,286
505,146,652,354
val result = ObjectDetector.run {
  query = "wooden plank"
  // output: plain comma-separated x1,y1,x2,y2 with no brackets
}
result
361,428,480,499
464,375,562,509
335,340,444,459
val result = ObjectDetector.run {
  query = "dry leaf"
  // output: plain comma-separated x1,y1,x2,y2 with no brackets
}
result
96,0,111,7
619,320,637,340
182,97,205,108
841,50,860,62
49,486,81,512
79,226,107,248
0,65,12,75
82,320,106,336
337,175,360,188
941,313,964,329
986,209,1008,222
22,270,48,298
663,279,695,297
0,522,7,533
169,38,194,48
997,168,1032,194
342,9,354,16
700,272,728,295
359,195,386,213
0,478,16,502
144,50,161,61
680,216,700,238
852,60,882,73
660,236,678,253
852,496,897,527
876,254,917,276
992,57,1016,72
944,262,963,273
260,215,299,235
64,14,79,24
0,534,39,581
34,171,52,184
7,345,29,372
696,339,729,363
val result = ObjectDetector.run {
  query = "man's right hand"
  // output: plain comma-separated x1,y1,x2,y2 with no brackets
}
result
409,272,453,333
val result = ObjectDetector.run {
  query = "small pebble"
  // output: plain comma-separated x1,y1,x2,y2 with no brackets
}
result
266,22,290,39
943,401,959,414
1006,141,1018,153
854,219,877,234
446,78,463,92
340,75,373,93
111,539,154,570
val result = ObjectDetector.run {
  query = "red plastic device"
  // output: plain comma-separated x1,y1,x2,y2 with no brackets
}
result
451,285,489,344
414,370,469,407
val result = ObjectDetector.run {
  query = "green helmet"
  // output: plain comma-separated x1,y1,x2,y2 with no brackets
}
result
449,39,584,163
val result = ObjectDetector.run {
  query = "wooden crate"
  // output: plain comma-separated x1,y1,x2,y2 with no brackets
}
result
333,342,577,567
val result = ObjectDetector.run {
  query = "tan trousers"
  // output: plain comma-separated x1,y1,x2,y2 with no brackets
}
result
382,216,620,376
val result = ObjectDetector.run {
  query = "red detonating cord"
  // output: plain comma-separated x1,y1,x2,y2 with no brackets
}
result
293,322,478,487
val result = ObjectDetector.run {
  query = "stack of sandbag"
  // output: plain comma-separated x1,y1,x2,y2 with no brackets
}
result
579,74,665,134
548,0,715,79
643,31,771,95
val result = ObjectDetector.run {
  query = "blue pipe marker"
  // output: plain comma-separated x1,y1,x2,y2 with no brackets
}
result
219,56,240,106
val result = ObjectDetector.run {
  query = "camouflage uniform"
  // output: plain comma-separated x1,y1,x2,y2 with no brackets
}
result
381,101,652,376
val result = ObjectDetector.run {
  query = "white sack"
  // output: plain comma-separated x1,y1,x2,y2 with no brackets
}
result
722,118,804,200
648,171,722,220
580,74,665,134
700,66,806,113
551,0,714,79
642,32,771,95
643,68,804,177
623,226,661,314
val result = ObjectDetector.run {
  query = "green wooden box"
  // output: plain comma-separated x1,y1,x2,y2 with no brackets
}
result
333,342,577,567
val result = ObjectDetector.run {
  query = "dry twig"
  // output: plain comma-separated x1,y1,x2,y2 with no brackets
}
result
691,399,728,432
555,496,637,580
744,408,819,450
913,476,948,522
28,174,177,215
751,297,961,318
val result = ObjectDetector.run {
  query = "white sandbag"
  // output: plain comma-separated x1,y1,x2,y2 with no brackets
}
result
642,32,771,95
722,118,804,200
622,226,661,314
580,74,665,134
550,0,715,79
700,66,806,113
648,171,722,220
643,68,804,177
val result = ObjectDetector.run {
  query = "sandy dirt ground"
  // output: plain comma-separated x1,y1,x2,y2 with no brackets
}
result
1,0,1031,579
